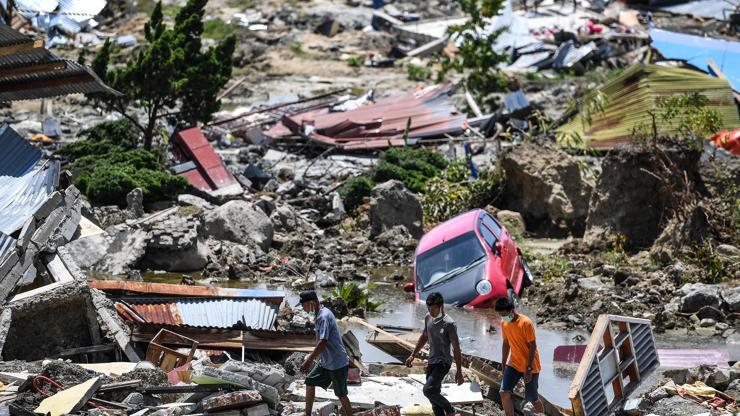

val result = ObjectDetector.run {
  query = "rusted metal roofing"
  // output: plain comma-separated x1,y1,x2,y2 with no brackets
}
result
0,22,36,47
0,160,59,235
171,128,238,192
0,123,43,177
88,280,285,304
265,84,467,150
115,298,279,330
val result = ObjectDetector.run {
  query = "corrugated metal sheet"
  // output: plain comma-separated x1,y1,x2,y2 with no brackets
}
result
266,84,467,150
0,123,43,177
122,298,279,330
15,0,106,33
0,22,35,47
0,160,59,235
658,0,739,21
87,280,285,304
172,128,238,192
557,64,740,149
0,59,118,102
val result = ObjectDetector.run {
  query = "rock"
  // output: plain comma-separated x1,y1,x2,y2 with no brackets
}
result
500,140,592,236
620,398,645,415
646,380,675,402
699,318,716,327
716,244,740,258
705,367,731,390
126,188,144,218
369,180,423,239
313,270,337,288
716,322,729,331
678,283,722,313
647,395,708,416
722,287,740,313
204,200,273,251
577,277,608,292
496,210,526,238
177,194,214,211
585,145,703,251
697,306,725,322
255,196,276,216
375,225,414,249
612,268,631,286
270,205,301,233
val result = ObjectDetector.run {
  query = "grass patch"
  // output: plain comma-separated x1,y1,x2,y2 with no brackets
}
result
226,0,254,7
203,18,237,40
346,54,363,68
528,253,572,283
288,42,307,57
407,63,432,81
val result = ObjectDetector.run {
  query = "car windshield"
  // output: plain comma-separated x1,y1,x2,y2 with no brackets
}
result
416,231,486,290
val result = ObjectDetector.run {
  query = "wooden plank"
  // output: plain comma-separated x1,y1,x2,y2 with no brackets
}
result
349,317,429,357
217,76,247,101
57,343,116,357
99,380,141,392
35,376,102,416
568,315,609,400
407,36,448,58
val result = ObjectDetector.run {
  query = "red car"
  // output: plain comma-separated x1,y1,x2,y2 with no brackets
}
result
404,209,533,307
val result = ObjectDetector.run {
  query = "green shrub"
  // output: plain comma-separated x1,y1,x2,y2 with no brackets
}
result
340,176,374,213
58,120,188,207
407,63,432,81
330,282,383,312
346,55,363,68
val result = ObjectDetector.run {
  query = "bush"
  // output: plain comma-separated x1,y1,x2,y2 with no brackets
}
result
57,120,188,207
330,282,383,312
423,167,504,225
340,176,374,213
373,147,448,193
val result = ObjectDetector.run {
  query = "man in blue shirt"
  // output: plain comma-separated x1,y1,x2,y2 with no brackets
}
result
298,291,352,416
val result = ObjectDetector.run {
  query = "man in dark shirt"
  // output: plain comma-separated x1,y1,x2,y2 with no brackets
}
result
406,292,463,416
298,291,353,416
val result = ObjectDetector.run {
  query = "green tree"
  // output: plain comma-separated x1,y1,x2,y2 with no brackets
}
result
435,0,509,110
87,0,235,149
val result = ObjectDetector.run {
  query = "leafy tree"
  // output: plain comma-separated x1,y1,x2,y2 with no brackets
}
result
86,0,236,149
435,0,509,110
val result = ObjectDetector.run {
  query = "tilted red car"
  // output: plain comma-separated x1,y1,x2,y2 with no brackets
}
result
404,209,533,307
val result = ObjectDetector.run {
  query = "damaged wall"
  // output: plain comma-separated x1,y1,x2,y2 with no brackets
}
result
1,282,97,360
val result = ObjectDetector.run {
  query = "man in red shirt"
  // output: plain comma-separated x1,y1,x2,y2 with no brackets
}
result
495,297,543,416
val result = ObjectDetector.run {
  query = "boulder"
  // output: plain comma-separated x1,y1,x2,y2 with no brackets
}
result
722,286,740,313
678,283,722,313
716,244,740,258
585,145,703,251
496,210,526,239
204,200,273,251
140,214,209,272
705,367,731,391
500,141,592,236
369,180,423,239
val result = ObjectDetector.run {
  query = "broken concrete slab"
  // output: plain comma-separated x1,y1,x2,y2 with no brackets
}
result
202,390,262,412
191,366,279,407
34,376,102,416
244,403,269,416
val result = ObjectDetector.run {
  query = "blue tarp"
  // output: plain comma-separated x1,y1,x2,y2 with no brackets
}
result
650,29,740,92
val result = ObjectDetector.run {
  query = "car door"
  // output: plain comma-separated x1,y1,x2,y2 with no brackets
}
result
483,213,521,290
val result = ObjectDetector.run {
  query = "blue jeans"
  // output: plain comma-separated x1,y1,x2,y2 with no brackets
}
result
499,365,539,402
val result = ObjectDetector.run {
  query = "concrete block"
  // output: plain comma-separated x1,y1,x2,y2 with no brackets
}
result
0,260,27,302
0,250,19,279
31,210,65,247
203,390,262,412
192,367,278,408
16,218,36,251
242,403,269,416
59,212,81,242
33,192,63,220
64,185,81,201
18,264,37,286
313,401,334,416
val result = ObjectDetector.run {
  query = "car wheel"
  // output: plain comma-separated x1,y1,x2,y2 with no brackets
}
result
521,258,534,288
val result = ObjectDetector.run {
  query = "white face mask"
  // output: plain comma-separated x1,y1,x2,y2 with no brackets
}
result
501,313,514,323
308,310,316,320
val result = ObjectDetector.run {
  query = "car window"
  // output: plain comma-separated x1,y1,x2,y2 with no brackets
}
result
478,220,497,248
416,231,486,290
483,214,503,238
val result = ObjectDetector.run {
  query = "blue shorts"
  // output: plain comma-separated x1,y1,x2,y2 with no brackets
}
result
499,365,539,403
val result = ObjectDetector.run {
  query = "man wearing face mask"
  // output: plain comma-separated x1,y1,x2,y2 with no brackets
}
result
494,297,543,416
298,291,353,416
405,292,463,416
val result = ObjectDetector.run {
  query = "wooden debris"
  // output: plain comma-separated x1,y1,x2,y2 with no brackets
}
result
34,376,102,416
